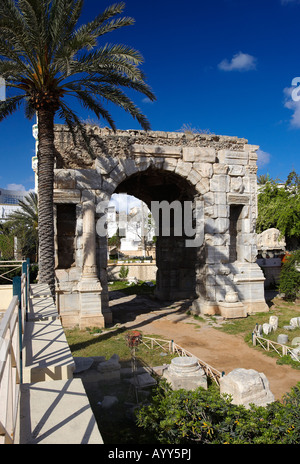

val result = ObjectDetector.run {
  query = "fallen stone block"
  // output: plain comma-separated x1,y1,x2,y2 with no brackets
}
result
269,316,278,331
290,317,300,328
101,396,119,409
219,368,275,408
262,323,273,335
277,334,289,345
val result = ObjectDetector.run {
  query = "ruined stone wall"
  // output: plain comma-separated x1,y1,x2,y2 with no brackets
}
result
53,125,268,328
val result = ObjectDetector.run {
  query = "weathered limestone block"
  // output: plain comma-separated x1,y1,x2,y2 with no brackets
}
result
101,177,118,195
163,357,207,391
187,169,203,186
290,317,300,328
95,156,118,175
195,178,210,194
230,176,244,193
269,316,278,331
182,146,216,163
228,165,245,176
203,192,215,206
214,191,227,206
257,228,286,251
220,368,275,408
205,218,229,235
277,334,289,344
227,193,250,205
219,300,247,318
132,143,182,157
75,169,102,190
109,164,127,183
213,163,229,175
54,169,76,189
119,158,139,177
210,174,230,192
163,157,178,172
175,159,192,177
263,323,273,335
193,162,213,178
53,189,81,204
218,150,249,165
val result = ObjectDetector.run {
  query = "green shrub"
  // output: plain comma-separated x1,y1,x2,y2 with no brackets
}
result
119,264,129,280
135,379,300,444
279,250,300,300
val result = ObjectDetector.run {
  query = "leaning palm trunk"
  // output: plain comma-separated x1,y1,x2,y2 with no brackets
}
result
37,108,55,297
0,0,156,298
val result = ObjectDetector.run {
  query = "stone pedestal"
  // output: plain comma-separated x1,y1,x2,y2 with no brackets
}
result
78,278,105,329
233,263,269,314
218,301,247,318
163,356,207,391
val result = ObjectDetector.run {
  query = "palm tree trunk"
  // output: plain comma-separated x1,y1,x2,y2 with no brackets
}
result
37,107,56,299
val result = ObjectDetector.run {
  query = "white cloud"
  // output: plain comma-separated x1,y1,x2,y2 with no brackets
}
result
281,0,300,4
256,149,271,168
283,86,300,128
142,97,154,104
6,183,26,191
218,52,257,72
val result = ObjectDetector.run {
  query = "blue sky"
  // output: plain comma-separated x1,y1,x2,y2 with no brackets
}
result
1,0,300,192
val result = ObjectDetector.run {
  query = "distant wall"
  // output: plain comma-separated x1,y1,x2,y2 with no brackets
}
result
0,285,13,314
107,262,157,281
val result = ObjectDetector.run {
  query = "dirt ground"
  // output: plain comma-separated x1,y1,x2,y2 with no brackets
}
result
109,291,300,400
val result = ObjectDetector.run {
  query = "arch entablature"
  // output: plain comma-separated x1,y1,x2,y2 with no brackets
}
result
52,126,268,329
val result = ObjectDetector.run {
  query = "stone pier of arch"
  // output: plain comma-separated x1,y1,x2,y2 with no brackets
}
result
53,125,268,329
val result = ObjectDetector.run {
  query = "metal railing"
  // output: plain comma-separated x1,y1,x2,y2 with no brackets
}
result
0,260,30,444
141,336,223,385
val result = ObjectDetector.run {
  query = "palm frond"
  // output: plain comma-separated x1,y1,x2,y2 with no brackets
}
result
0,94,25,121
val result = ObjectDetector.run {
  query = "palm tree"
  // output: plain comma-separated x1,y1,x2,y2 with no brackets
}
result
6,191,38,261
0,0,156,297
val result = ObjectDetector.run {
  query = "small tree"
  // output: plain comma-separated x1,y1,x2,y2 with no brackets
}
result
257,170,300,249
279,250,300,300
6,192,38,262
119,264,129,280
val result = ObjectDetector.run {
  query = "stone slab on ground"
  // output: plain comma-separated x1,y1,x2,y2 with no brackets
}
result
219,368,275,408
19,379,103,444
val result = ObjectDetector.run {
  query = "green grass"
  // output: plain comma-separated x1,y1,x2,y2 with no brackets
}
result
108,279,156,296
65,326,175,367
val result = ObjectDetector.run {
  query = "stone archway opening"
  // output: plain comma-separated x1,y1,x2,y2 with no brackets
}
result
114,167,200,301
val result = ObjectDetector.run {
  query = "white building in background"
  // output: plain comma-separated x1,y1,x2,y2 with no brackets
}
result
107,194,156,256
0,187,28,222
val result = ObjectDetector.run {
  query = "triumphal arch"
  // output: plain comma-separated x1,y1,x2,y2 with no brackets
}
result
53,125,268,328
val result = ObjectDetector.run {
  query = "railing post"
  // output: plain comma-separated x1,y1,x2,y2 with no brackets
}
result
13,276,22,384
22,260,30,320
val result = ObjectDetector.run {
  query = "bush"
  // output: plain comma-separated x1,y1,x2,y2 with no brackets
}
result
119,264,129,280
279,250,300,300
135,379,300,444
